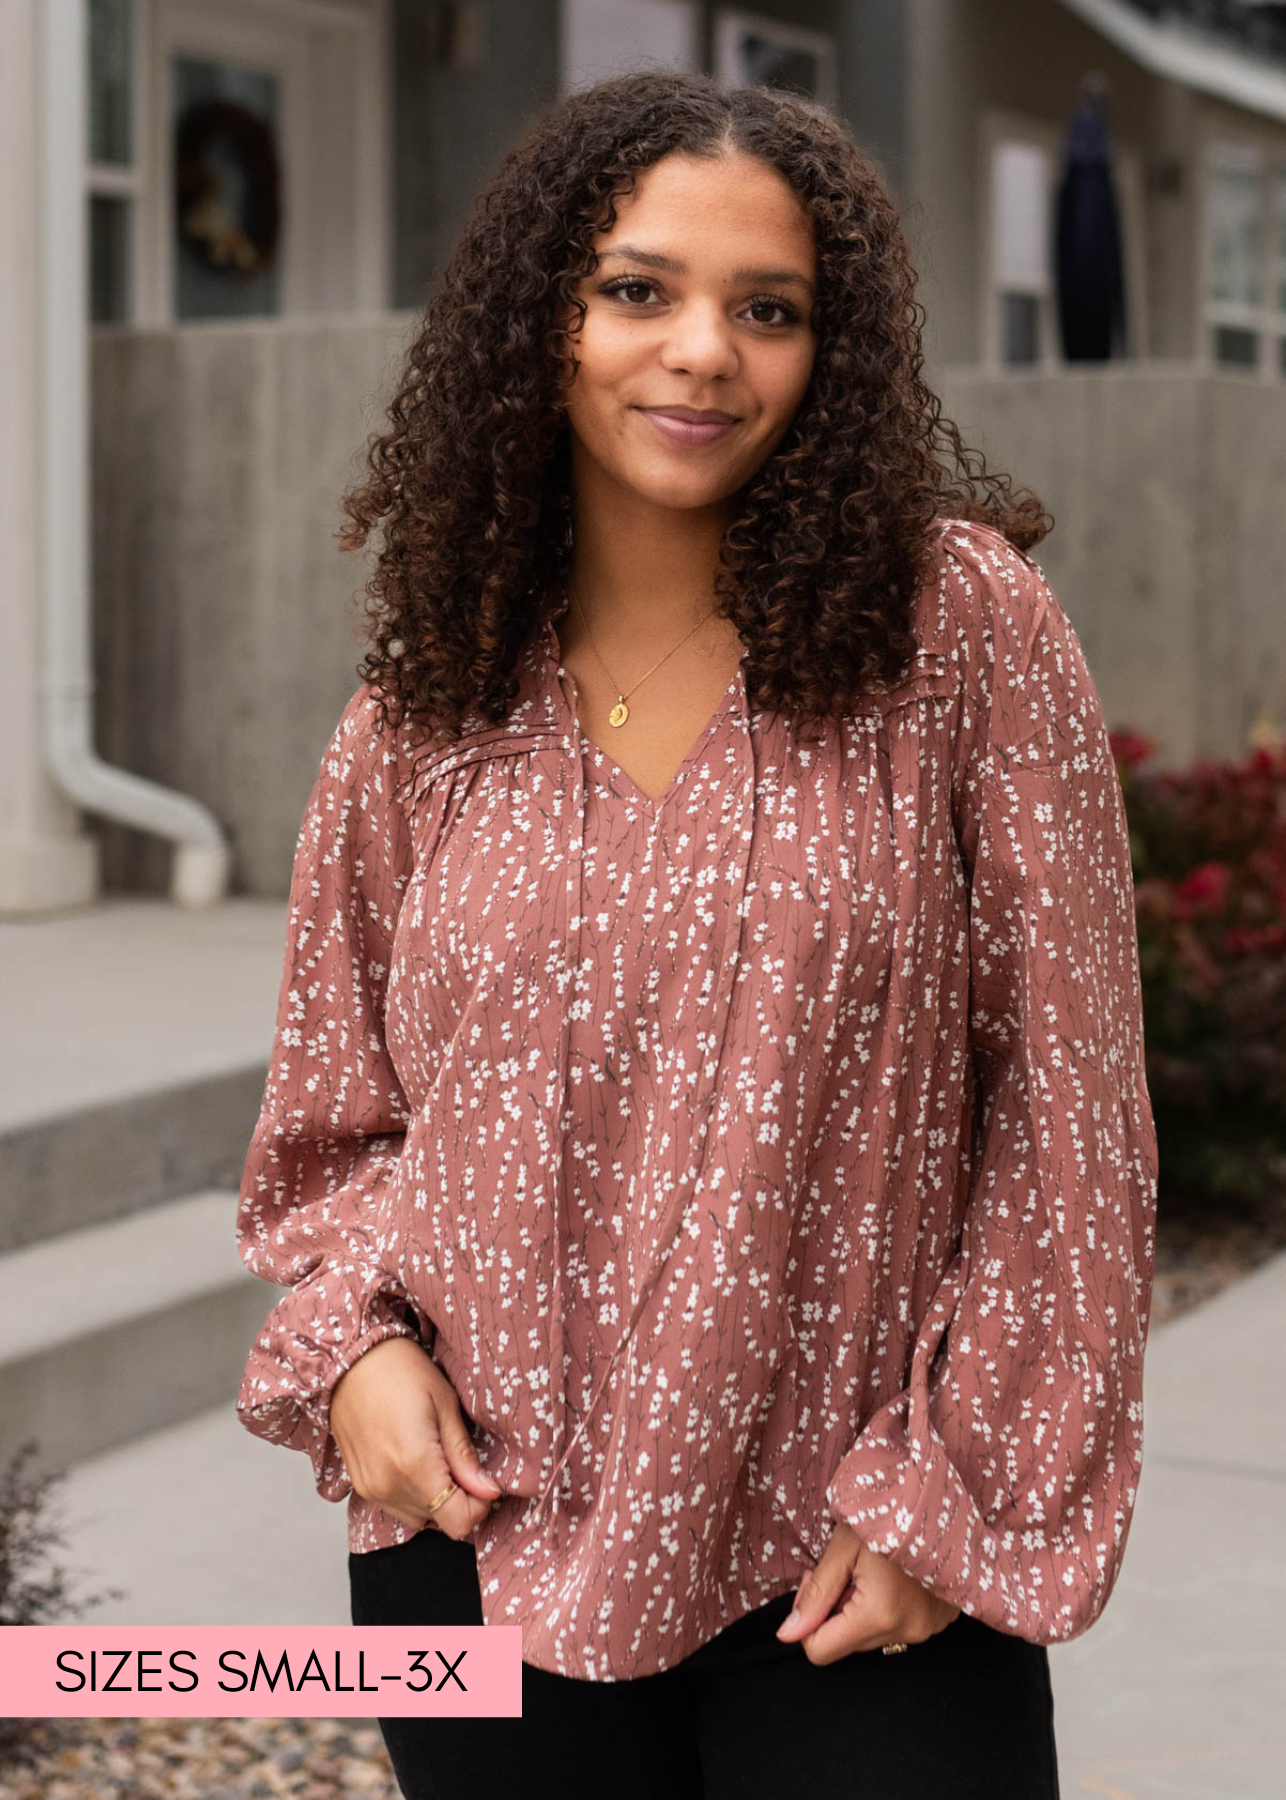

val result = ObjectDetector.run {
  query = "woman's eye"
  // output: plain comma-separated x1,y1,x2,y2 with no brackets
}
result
744,296,800,327
603,278,656,305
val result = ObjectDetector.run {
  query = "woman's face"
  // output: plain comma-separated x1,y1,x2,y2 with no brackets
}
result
559,149,818,513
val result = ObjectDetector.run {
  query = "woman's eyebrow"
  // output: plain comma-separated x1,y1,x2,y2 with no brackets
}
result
599,245,815,295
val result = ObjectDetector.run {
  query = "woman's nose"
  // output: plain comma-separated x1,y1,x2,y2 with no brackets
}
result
657,300,739,381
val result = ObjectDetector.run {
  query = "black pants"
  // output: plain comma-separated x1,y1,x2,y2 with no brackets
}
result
349,1527,1060,1799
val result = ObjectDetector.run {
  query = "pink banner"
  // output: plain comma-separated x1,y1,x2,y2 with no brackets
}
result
0,1626,521,1717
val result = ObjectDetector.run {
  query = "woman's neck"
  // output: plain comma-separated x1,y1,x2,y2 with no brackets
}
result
563,471,731,659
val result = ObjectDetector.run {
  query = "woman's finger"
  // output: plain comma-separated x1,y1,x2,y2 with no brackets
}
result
434,1397,504,1503
398,1433,489,1540
774,1531,857,1646
796,1585,910,1664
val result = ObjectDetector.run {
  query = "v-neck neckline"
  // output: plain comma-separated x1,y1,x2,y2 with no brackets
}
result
537,610,747,813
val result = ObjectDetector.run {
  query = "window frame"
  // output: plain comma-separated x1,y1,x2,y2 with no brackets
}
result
1196,110,1286,383
86,0,390,328
85,0,147,322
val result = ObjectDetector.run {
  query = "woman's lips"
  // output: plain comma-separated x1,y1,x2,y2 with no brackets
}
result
636,408,738,447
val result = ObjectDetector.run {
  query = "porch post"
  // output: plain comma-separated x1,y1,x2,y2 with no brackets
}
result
0,0,99,915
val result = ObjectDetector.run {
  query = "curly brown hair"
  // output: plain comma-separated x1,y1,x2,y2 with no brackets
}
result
339,68,1052,744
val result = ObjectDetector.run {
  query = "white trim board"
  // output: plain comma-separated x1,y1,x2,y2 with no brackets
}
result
1057,0,1286,125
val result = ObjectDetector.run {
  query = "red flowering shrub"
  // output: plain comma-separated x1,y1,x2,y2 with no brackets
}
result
1112,731,1286,1209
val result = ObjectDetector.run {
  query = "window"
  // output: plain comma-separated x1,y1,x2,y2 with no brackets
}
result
713,10,840,109
562,0,698,93
87,0,138,323
991,138,1054,367
1202,135,1286,378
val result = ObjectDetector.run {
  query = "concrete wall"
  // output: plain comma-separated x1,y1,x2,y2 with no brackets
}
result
938,363,1286,766
89,315,421,898
89,322,1285,898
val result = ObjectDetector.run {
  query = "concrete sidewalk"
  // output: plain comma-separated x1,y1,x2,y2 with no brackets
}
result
1049,1248,1286,1798
46,1247,1286,1796
51,1399,352,1629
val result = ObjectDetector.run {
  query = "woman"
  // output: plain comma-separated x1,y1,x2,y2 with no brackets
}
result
235,69,1157,1799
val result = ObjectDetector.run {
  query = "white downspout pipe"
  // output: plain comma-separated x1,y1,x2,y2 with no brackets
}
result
39,0,231,908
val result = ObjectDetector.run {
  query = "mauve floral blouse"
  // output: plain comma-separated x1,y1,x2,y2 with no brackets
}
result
235,516,1159,1681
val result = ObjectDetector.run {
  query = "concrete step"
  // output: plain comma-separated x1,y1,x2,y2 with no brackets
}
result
0,1187,284,1477
0,895,284,1253
0,1067,267,1254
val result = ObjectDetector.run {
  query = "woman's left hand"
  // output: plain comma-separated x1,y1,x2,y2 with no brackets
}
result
774,1520,961,1663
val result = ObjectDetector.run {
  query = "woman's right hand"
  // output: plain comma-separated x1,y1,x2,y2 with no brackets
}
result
329,1336,504,1539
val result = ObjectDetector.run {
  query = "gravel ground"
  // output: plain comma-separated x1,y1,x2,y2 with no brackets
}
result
0,1717,400,1800
4,1197,1283,1800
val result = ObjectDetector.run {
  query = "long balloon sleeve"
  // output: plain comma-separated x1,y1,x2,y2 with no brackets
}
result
235,686,434,1501
825,535,1159,1643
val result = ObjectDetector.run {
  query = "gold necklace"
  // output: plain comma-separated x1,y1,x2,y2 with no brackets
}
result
568,587,719,728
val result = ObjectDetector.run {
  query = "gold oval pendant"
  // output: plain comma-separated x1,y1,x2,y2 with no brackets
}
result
608,700,629,727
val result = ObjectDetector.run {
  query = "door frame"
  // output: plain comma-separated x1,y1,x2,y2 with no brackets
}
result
131,0,389,324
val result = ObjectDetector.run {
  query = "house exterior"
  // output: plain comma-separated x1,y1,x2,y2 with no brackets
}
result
5,0,1286,914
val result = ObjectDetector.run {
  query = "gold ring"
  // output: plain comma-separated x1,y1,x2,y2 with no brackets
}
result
424,1480,459,1517
882,1641,909,1655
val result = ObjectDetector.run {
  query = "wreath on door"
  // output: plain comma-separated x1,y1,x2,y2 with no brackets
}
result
174,99,282,276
